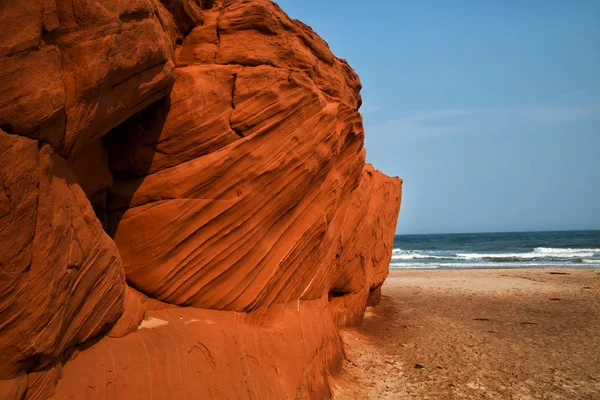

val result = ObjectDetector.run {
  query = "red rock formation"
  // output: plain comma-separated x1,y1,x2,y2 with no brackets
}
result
0,0,402,398
0,130,125,397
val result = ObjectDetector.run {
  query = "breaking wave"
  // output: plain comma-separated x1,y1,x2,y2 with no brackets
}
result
390,246,600,270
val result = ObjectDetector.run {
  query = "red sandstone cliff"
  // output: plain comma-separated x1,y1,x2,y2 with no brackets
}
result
0,0,402,398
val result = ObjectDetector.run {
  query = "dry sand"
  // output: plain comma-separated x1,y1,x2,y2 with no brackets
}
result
331,268,600,399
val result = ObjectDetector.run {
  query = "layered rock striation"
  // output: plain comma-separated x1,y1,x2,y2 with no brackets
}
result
0,0,402,398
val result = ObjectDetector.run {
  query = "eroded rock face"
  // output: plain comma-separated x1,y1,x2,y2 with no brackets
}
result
0,0,402,398
0,130,125,380
0,0,177,155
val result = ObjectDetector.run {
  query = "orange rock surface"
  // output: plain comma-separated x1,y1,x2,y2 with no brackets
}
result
0,0,402,398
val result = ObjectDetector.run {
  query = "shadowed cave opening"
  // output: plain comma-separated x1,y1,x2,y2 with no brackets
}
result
328,289,351,301
201,0,215,9
105,98,171,237
1,123,14,134
366,286,382,307
72,97,170,239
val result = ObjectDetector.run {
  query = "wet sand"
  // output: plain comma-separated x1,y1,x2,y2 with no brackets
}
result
331,269,600,399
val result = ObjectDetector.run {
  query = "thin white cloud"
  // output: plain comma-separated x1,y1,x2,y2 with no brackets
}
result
366,103,600,142
359,104,381,115
395,108,480,122
520,103,600,125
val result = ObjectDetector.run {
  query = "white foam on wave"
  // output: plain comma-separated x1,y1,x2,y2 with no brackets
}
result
456,250,595,260
533,247,599,255
392,247,599,261
391,251,450,260
389,262,439,269
389,261,600,270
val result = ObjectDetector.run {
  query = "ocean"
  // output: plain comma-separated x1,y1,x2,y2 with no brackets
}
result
390,230,600,270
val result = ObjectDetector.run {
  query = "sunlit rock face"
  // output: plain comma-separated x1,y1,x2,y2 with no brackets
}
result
0,0,401,398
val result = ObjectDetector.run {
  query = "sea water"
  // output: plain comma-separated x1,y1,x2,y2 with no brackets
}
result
390,230,600,270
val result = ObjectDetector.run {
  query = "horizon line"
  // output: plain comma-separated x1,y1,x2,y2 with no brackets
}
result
395,228,600,236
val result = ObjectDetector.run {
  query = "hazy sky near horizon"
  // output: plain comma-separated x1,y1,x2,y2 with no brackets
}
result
277,0,600,234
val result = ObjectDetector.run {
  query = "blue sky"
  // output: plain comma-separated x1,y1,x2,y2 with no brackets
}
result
276,0,600,234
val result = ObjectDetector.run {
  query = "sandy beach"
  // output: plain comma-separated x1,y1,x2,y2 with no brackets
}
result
331,268,600,399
